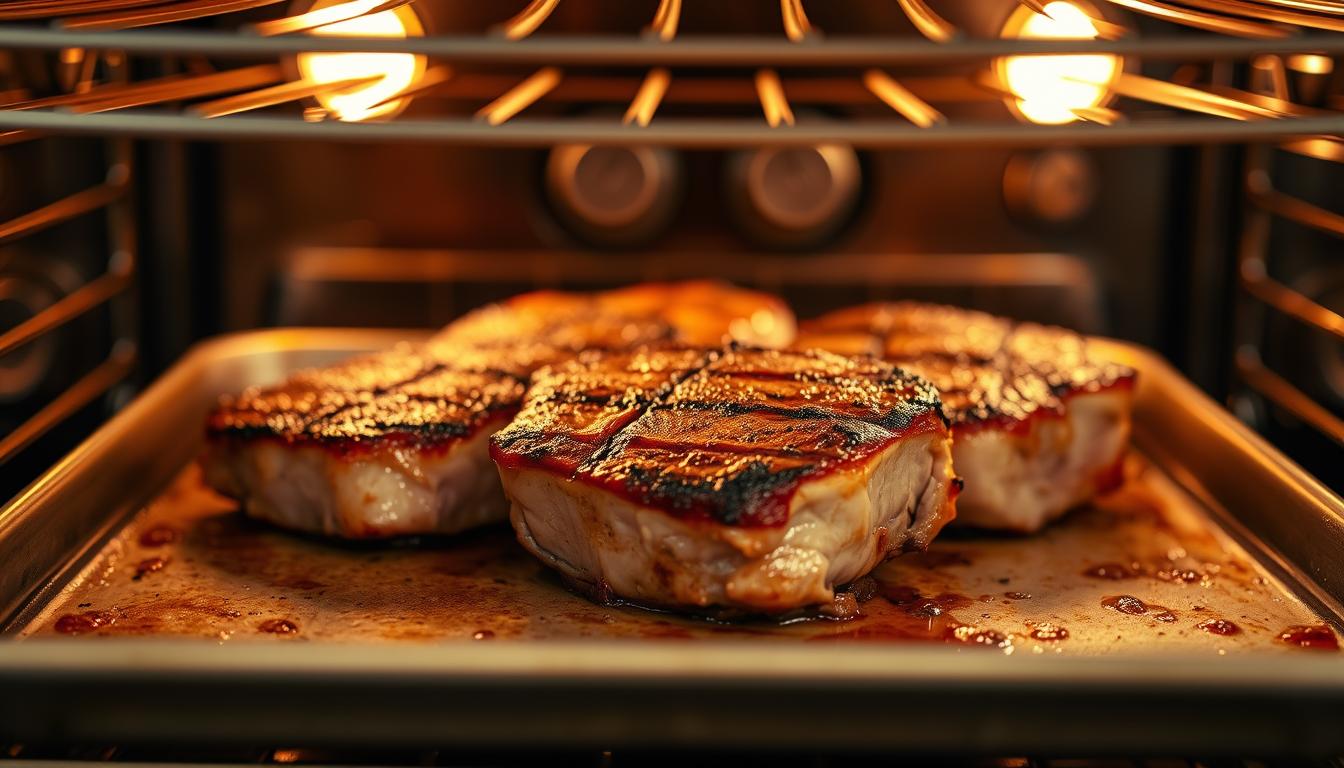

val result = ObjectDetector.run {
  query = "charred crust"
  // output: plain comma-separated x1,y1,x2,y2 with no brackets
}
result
207,356,528,451
494,344,949,528
801,302,1135,429
619,460,810,526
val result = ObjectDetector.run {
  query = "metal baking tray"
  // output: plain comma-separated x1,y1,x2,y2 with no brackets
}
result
2,329,1343,755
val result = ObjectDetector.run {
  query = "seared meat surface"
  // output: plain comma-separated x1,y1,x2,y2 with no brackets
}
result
491,345,958,613
797,302,1134,532
204,282,795,538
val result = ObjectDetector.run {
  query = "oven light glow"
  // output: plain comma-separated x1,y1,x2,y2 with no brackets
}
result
296,0,426,122
1287,54,1334,76
998,1,1120,125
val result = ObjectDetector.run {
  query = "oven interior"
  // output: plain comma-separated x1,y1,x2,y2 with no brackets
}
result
0,0,1343,760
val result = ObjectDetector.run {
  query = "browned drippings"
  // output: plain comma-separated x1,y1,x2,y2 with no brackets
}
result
1101,594,1177,623
811,610,1009,651
133,557,168,580
1197,618,1240,636
880,584,921,605
1082,562,1139,580
54,610,117,634
257,618,299,635
1005,591,1032,600
138,524,178,547
884,588,973,618
946,625,1011,648
1027,622,1070,641
1276,624,1339,650
23,458,1336,652
1155,567,1207,584
905,550,974,569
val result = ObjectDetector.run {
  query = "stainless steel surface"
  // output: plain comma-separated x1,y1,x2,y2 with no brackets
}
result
2,27,1343,61
0,7,1337,147
5,109,1344,148
0,330,1342,752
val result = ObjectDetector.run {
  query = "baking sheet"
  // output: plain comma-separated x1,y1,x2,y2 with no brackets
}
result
16,453,1335,654
4,329,1344,754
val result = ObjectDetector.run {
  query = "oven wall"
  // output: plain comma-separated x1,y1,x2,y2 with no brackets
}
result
214,141,1177,344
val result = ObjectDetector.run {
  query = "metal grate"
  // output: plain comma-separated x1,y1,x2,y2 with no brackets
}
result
0,0,1340,145
0,48,138,468
1223,46,1344,455
1235,139,1344,448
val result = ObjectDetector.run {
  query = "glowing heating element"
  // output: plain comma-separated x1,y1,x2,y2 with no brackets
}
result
997,1,1121,125
295,0,426,122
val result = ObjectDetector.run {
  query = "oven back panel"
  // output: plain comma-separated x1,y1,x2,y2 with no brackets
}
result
216,143,1175,341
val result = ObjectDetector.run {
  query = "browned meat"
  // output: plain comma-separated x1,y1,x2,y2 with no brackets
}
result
491,345,958,614
796,302,1135,532
203,282,796,538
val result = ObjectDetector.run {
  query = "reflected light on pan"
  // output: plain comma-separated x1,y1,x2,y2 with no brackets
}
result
997,1,1122,125
296,0,426,122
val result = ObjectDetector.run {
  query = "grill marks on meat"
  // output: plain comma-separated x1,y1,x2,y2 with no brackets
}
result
210,282,795,456
305,367,527,450
797,303,1132,432
797,303,1135,532
204,282,796,538
208,351,526,454
493,346,945,528
492,345,958,612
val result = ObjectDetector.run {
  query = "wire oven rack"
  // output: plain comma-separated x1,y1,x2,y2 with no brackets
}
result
0,0,1341,471
0,58,136,468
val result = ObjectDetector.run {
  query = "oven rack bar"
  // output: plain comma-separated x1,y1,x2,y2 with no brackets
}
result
0,178,125,247
1240,170,1344,344
0,108,1341,146
0,77,137,471
2,26,1344,61
0,342,137,465
1234,135,1344,447
0,270,132,359
1236,351,1344,444
1250,182,1344,239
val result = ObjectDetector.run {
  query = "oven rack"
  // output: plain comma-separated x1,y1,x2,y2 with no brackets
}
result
0,141,137,466
0,25,1342,147
1235,142,1344,448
